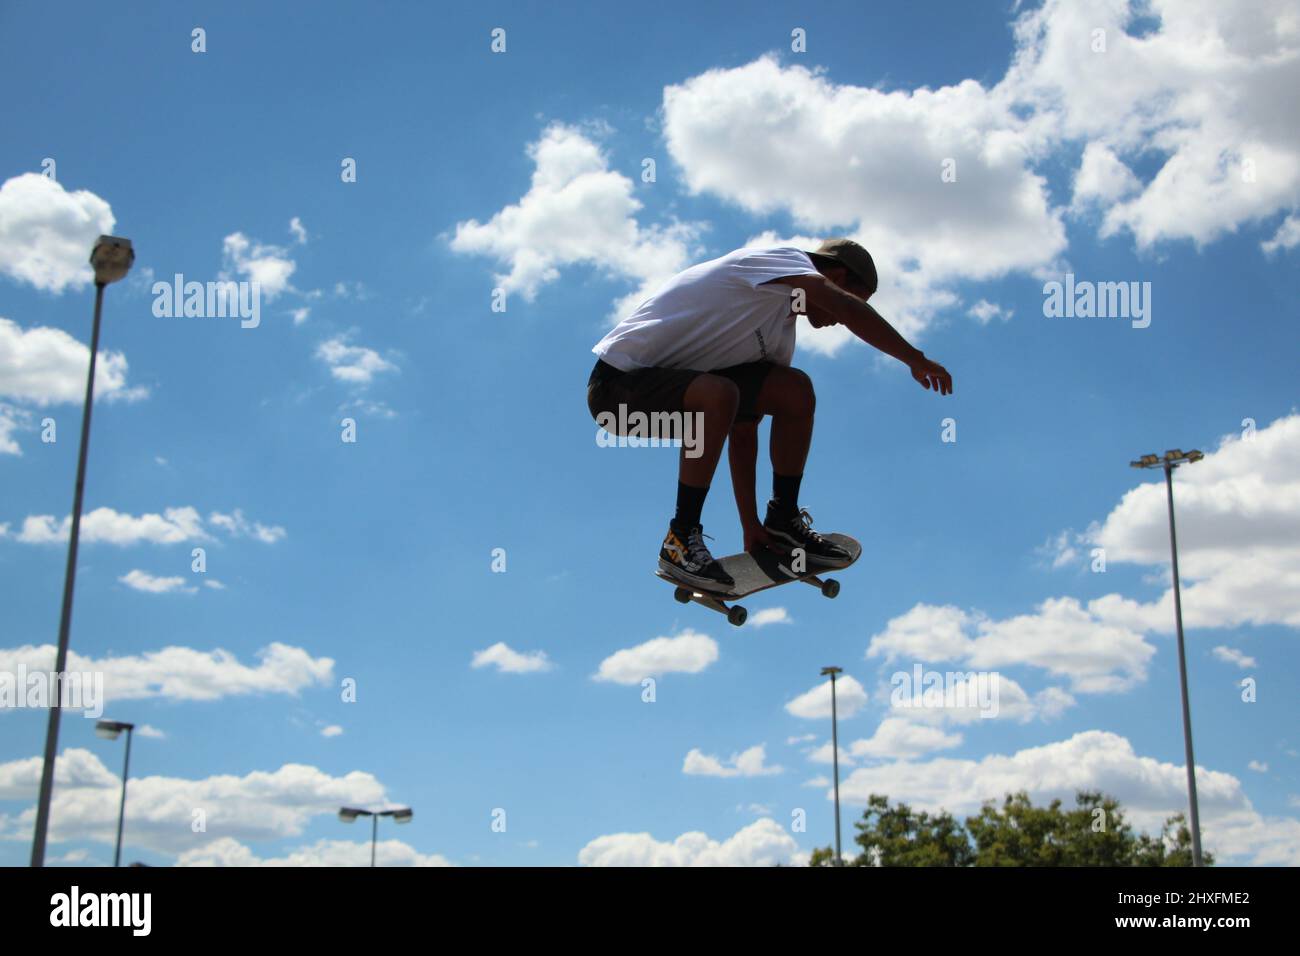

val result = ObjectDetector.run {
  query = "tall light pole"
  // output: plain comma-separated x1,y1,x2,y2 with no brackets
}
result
31,236,134,868
821,666,844,866
1130,448,1205,866
339,806,414,866
96,720,135,867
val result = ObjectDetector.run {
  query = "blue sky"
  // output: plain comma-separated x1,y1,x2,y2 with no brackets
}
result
1,0,1298,866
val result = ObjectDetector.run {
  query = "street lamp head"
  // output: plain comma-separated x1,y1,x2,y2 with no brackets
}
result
338,807,366,823
95,720,133,739
90,236,134,285
392,808,414,824
1164,449,1184,461
820,666,842,676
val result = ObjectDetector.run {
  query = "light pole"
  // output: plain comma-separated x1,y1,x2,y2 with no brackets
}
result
96,720,135,867
339,806,413,866
1130,448,1205,867
31,236,134,868
821,666,844,866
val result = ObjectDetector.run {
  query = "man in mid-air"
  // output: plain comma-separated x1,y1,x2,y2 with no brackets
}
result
586,238,952,592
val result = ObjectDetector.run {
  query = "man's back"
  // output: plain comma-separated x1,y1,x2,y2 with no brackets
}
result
591,245,820,372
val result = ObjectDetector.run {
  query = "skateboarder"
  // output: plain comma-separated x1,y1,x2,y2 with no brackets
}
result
586,238,952,591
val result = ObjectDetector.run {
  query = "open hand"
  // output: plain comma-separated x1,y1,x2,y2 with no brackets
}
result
910,356,953,395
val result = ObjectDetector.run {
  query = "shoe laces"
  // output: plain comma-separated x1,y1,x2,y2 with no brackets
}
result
795,508,826,542
685,526,716,565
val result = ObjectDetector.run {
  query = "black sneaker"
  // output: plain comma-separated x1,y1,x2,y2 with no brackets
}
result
762,503,853,568
659,524,735,592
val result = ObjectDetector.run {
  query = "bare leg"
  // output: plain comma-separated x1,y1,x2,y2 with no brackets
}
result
679,373,740,487
752,366,816,477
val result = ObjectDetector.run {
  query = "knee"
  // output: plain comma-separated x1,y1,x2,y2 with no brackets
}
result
688,374,740,422
783,367,816,417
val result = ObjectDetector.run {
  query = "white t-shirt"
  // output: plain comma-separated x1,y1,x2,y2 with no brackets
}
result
592,246,821,372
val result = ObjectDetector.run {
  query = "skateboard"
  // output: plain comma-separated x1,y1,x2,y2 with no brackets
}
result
655,534,861,627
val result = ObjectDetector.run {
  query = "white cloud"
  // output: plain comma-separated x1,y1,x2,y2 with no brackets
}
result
177,836,451,867
1212,646,1257,669
11,506,282,547
0,403,29,455
784,674,868,720
807,741,854,767
471,642,553,674
221,232,295,300
450,123,702,322
453,3,1299,352
331,281,370,301
834,729,1300,865
967,299,1013,325
0,316,146,410
1262,213,1300,255
866,604,975,662
136,725,165,740
289,217,308,245
802,775,831,788
867,600,1155,695
203,580,226,591
1084,415,1300,632
1070,141,1142,209
578,818,805,867
683,744,782,778
0,642,333,705
848,718,963,760
16,506,208,545
339,397,397,419
1039,529,1082,569
786,733,816,745
320,725,343,738
208,509,287,544
316,336,397,385
0,174,115,293
119,569,197,595
882,670,1074,726
291,307,310,325
662,56,1065,349
969,598,1155,694
746,607,791,627
0,749,393,857
1000,0,1300,249
1248,761,1268,773
593,629,719,685
49,849,94,865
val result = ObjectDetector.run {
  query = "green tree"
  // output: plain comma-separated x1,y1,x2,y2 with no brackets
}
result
810,791,1210,866
807,846,838,867
845,793,975,866
967,790,1135,866
1134,813,1213,867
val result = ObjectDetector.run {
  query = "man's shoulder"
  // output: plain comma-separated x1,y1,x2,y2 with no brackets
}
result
726,244,812,261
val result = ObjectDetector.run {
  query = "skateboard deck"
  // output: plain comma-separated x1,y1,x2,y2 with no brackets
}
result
655,533,861,627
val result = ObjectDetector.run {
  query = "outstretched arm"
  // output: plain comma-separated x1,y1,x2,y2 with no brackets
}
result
767,274,953,394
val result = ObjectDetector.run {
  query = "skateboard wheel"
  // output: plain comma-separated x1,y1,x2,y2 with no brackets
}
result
821,579,840,599
728,606,748,627
673,587,691,604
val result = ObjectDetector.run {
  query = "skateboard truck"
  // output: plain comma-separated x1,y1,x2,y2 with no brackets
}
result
666,572,842,628
656,533,859,628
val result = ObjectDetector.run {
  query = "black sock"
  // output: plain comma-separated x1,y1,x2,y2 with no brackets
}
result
772,472,803,513
673,482,709,531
